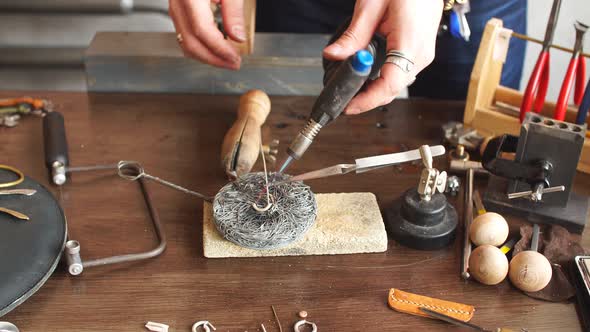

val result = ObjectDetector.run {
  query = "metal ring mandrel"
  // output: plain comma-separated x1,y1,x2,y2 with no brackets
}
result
0,165,25,188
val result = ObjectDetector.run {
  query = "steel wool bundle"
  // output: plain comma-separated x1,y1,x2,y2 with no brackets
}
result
212,172,317,250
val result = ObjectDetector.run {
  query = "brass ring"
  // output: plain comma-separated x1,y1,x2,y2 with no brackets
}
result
0,165,25,188
176,33,183,44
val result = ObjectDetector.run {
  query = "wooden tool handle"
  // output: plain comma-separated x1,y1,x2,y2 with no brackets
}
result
221,89,271,180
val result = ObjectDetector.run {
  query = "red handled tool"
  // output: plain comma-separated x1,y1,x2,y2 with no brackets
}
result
554,21,588,121
520,0,561,122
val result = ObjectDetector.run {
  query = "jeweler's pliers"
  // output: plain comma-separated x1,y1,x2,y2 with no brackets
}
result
554,21,588,121
520,0,561,122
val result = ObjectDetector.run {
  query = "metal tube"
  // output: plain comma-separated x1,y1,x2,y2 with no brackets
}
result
461,168,474,280
531,224,540,252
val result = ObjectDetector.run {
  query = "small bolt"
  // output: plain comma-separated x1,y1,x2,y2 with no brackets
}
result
298,311,308,319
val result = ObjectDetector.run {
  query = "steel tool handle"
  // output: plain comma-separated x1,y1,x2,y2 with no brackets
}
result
43,112,69,185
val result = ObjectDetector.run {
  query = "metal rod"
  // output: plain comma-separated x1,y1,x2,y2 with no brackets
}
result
461,168,474,280
512,32,590,59
472,190,486,216
419,308,489,331
531,224,540,252
82,177,167,268
66,164,119,172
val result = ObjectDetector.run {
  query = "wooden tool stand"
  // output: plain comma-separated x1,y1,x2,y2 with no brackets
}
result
466,18,590,233
464,18,590,174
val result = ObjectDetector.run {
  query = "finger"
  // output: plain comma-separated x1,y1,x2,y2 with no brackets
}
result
170,0,238,69
182,0,241,64
221,0,246,42
344,64,410,114
323,0,387,61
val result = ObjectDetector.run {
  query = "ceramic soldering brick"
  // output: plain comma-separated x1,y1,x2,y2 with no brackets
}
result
202,192,388,258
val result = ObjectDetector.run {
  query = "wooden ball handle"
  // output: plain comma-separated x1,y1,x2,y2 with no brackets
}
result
221,90,271,180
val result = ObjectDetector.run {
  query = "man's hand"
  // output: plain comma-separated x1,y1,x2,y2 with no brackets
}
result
324,0,443,114
169,0,245,70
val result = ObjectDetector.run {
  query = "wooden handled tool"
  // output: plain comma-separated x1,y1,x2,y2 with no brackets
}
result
221,90,271,180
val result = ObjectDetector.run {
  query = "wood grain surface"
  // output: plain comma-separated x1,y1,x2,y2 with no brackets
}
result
1,92,589,331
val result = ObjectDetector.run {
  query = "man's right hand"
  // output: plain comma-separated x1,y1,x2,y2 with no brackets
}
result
169,0,245,70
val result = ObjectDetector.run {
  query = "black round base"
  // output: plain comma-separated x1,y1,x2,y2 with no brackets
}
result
385,188,458,250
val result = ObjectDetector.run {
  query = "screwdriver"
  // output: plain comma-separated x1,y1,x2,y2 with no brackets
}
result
278,50,374,174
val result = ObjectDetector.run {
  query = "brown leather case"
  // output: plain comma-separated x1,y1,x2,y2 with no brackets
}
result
388,288,475,322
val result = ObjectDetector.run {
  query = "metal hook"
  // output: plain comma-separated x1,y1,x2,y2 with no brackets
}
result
294,319,317,332
192,321,217,332
117,160,145,181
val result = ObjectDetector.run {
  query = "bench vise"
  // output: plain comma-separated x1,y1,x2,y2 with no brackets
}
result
482,113,589,233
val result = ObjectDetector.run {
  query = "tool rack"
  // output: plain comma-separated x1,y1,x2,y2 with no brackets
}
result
464,18,590,173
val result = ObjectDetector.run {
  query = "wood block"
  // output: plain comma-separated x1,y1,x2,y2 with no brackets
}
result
202,192,388,258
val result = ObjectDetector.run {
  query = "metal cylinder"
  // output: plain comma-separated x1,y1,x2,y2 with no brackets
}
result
65,240,83,276
287,119,322,160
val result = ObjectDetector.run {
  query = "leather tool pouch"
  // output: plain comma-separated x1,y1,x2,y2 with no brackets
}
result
388,288,475,322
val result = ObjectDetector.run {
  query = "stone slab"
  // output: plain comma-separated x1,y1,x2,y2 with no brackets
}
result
203,192,388,258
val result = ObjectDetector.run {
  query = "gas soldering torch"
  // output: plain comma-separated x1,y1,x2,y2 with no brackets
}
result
278,49,375,173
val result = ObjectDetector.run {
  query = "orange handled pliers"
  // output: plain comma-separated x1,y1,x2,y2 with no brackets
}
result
520,0,561,122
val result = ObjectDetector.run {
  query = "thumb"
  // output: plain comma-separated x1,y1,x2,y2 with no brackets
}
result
323,1,386,60
221,0,246,42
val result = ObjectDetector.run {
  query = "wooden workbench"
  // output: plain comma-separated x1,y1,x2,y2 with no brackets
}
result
1,92,589,331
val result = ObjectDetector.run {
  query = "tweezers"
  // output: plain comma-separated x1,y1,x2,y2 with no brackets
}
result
288,145,446,182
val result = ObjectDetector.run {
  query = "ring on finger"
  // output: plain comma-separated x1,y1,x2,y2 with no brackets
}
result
176,33,184,44
385,50,414,74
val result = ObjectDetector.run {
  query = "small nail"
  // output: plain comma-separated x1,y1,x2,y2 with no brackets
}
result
232,25,247,42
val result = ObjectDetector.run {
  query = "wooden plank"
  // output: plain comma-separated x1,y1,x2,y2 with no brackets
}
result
495,86,585,125
464,18,504,125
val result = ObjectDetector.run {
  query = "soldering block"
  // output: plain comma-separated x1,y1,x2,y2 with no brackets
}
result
202,192,388,258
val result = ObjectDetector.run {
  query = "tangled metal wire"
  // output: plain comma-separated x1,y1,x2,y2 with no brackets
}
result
212,172,317,250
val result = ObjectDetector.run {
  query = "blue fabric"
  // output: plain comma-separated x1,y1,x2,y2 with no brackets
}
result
409,0,527,99
256,0,528,100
